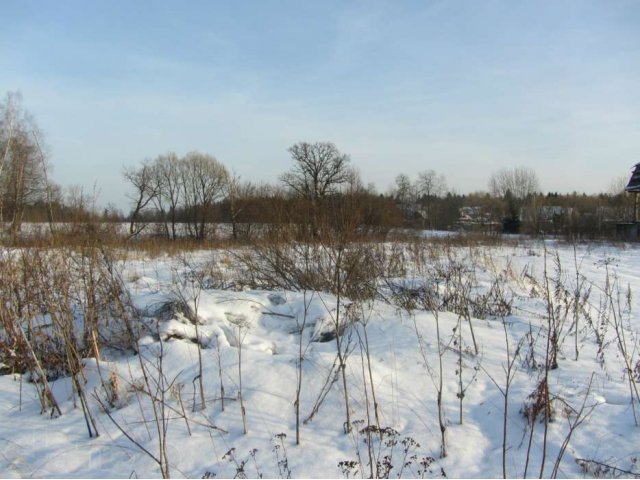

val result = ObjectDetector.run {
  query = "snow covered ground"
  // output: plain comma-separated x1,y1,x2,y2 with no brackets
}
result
1,239,639,478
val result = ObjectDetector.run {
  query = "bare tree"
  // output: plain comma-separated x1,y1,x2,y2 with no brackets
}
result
0,92,52,237
224,172,255,241
392,173,417,219
123,160,160,236
0,93,17,230
416,169,446,229
607,174,635,223
124,152,229,240
153,152,182,240
609,175,629,196
488,166,540,200
417,169,446,199
281,142,352,200
488,166,540,233
180,152,228,240
280,141,352,238
31,130,56,234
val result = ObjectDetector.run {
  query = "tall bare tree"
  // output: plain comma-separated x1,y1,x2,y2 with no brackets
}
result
488,166,540,200
280,142,352,201
0,92,52,237
0,93,17,228
180,152,228,240
488,166,540,233
280,141,352,237
123,160,160,236
392,173,417,220
416,169,447,229
153,152,182,240
224,172,255,241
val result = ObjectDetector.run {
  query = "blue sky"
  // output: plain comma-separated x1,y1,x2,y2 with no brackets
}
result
2,0,639,209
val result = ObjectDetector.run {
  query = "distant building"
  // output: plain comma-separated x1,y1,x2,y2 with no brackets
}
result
536,206,574,221
618,163,640,239
456,206,501,234
625,163,640,194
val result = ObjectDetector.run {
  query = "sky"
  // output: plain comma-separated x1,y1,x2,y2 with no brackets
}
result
2,0,639,210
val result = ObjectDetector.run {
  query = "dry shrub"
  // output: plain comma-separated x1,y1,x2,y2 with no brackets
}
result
385,239,512,320
0,245,139,380
521,379,556,424
233,239,385,301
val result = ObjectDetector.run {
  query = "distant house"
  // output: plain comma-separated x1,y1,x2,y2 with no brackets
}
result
625,163,640,222
538,206,574,220
456,206,500,233
625,163,640,193
617,163,640,239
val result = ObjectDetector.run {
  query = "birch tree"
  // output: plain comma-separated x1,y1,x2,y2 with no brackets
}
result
0,92,52,236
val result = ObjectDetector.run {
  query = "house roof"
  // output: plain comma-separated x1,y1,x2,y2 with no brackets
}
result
625,163,640,193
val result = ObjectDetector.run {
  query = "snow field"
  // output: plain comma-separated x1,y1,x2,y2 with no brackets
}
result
0,240,639,478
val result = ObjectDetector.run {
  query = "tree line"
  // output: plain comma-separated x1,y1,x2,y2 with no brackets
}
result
1,91,636,242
